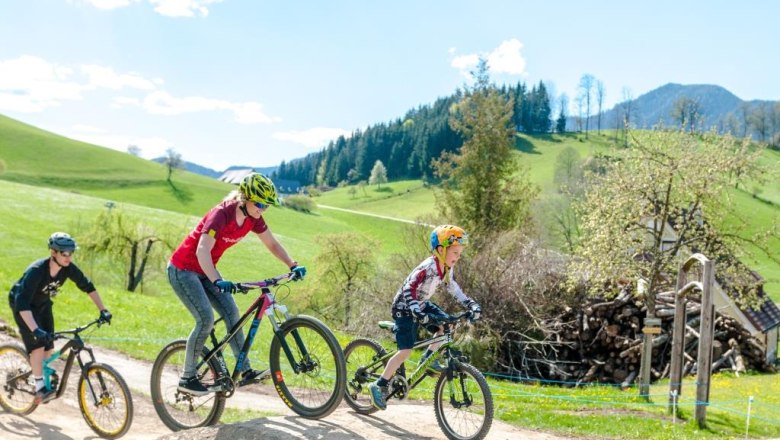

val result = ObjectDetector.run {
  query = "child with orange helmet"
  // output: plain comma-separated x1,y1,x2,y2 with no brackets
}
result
368,225,481,410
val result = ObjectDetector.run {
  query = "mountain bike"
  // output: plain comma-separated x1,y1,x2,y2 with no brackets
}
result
150,271,346,431
0,318,134,439
344,311,493,440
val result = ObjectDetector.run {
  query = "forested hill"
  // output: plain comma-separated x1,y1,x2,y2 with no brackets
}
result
273,81,555,187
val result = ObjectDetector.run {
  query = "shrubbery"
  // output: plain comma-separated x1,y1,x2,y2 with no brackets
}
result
283,194,315,213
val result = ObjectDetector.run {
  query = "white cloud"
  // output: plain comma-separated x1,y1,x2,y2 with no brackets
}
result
272,127,352,149
450,38,527,77
149,0,223,17
451,54,480,74
81,65,158,90
71,0,220,17
123,91,281,124
1,55,275,124
0,56,84,112
487,39,527,75
73,0,140,10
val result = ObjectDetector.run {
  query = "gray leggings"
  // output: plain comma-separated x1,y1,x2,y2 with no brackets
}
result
167,263,252,378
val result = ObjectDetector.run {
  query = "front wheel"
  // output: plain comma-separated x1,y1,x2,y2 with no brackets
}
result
343,338,385,415
78,363,133,439
0,343,37,415
150,340,227,431
433,362,494,440
269,315,346,419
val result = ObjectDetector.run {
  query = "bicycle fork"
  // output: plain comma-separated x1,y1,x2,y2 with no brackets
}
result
265,301,315,374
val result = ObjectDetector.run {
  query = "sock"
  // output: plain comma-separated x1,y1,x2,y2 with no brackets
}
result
376,377,389,387
35,377,44,391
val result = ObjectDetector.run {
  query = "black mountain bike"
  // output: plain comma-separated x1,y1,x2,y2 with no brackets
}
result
150,272,346,431
0,318,134,439
344,312,493,440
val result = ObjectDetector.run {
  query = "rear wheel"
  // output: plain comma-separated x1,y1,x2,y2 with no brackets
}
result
433,362,493,440
269,316,346,419
0,343,37,415
78,363,133,439
343,338,386,415
150,340,226,431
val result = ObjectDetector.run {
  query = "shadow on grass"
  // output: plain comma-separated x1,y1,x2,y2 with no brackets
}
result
166,179,194,204
515,136,541,154
373,187,394,193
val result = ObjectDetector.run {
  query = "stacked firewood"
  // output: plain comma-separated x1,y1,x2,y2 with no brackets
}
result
513,289,774,386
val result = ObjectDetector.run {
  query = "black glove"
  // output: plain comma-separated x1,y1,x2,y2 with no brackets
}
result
469,302,482,321
411,308,430,325
99,309,112,324
290,265,307,281
33,328,54,344
214,279,236,294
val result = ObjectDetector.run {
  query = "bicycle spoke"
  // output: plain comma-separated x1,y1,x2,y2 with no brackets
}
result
434,363,494,440
0,344,37,415
270,316,345,419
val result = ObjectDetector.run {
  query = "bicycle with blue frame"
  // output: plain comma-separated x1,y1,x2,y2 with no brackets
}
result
150,271,347,431
0,317,134,439
344,311,494,440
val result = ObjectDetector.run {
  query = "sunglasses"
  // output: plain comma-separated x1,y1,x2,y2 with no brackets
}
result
254,202,268,209
58,251,74,257
445,236,468,246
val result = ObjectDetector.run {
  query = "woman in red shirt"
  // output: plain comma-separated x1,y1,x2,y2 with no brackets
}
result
168,173,306,395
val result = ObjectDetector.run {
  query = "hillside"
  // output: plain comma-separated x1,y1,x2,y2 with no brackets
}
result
600,83,779,134
0,113,232,215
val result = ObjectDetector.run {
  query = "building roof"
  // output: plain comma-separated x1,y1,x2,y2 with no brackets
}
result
742,276,780,332
218,168,255,184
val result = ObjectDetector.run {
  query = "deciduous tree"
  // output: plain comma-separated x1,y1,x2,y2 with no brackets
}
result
369,160,387,188
572,129,775,313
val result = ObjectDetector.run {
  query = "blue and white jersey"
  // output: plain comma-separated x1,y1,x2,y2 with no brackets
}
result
390,256,474,314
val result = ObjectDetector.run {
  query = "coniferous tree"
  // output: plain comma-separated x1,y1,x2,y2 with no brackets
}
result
434,59,539,237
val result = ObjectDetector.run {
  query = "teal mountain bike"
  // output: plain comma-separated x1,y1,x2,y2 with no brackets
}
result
0,318,134,439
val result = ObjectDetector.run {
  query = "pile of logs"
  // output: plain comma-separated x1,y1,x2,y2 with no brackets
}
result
512,289,774,386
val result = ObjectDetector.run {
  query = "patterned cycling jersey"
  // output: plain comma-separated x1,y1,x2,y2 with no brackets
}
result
390,256,474,314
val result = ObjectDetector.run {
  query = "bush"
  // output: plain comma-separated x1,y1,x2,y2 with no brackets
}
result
283,195,315,213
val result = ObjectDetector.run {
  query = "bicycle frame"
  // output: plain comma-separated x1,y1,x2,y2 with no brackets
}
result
363,314,469,397
9,320,105,404
196,274,308,389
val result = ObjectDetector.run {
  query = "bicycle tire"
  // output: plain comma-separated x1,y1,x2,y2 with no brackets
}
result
343,338,386,415
0,343,37,415
150,340,226,431
433,362,494,440
269,315,346,419
78,363,134,439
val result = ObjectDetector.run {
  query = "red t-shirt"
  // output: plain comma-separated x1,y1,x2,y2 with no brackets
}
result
170,200,268,274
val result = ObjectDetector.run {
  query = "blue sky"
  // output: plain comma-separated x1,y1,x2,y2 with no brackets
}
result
1,1,778,171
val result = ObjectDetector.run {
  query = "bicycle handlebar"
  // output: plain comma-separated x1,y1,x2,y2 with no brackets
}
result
428,311,474,325
53,317,107,339
235,271,299,293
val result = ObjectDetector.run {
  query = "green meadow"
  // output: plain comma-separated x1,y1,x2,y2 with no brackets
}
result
1,114,779,438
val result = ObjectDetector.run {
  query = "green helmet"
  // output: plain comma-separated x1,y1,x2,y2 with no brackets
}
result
239,173,280,206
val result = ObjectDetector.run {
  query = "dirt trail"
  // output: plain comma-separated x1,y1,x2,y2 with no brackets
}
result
0,331,569,439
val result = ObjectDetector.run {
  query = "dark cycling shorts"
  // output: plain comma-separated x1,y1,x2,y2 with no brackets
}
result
393,301,448,350
13,302,55,354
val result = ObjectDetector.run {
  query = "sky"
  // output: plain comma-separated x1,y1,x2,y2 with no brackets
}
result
1,1,779,171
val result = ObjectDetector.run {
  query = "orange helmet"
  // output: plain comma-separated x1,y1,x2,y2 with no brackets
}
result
430,225,468,251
